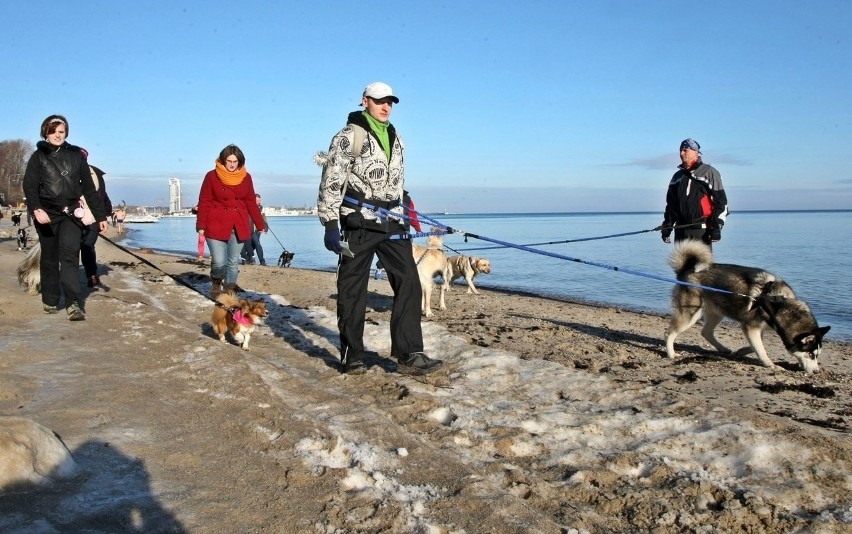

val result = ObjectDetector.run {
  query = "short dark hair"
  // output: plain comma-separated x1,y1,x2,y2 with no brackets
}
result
218,144,245,168
40,114,69,139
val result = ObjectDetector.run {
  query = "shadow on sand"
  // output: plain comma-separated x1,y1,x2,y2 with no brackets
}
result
0,439,185,533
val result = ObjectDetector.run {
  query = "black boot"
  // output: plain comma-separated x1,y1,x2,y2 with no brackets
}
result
210,277,224,298
225,283,245,293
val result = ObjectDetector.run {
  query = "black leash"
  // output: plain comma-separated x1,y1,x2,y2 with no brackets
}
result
454,222,704,253
100,234,216,302
266,226,287,249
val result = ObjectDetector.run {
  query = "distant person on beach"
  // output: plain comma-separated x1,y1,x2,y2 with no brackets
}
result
317,81,443,375
78,148,113,289
661,138,728,246
22,114,108,320
115,206,126,234
240,193,269,265
196,144,265,297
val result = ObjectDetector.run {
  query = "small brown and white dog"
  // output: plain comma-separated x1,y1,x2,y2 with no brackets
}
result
411,234,449,317
210,291,268,351
17,242,42,296
445,254,492,294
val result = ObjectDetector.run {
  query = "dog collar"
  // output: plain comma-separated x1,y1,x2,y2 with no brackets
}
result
232,309,252,326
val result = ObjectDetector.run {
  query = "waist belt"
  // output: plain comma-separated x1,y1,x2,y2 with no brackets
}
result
342,188,401,211
677,218,707,229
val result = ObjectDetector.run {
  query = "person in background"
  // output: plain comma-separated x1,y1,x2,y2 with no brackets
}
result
317,81,443,375
22,114,108,320
114,206,126,234
196,144,265,297
661,138,728,247
240,193,269,265
78,147,112,289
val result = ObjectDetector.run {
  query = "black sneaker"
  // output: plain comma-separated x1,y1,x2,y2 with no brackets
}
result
43,303,60,314
67,301,86,321
342,359,367,374
397,352,443,375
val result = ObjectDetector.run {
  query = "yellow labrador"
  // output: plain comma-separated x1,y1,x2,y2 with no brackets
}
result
445,254,492,294
411,235,448,317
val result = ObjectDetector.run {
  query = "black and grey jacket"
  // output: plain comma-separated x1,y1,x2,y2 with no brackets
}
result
23,141,107,222
316,111,406,231
662,159,728,231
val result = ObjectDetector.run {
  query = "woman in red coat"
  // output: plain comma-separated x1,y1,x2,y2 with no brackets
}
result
196,145,265,297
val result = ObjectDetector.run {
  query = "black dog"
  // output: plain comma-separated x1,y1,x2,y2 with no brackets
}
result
16,228,29,250
277,249,295,268
11,213,22,226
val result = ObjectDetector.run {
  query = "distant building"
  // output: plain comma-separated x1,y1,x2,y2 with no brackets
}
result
168,178,181,213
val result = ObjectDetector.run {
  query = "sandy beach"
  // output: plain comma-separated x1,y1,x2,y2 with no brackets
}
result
1,218,850,533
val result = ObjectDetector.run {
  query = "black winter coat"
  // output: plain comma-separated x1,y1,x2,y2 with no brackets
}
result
23,141,107,222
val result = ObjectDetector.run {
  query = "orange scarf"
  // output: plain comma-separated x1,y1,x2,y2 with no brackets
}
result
215,160,247,186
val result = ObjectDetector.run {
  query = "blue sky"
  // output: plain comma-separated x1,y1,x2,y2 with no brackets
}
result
2,1,851,213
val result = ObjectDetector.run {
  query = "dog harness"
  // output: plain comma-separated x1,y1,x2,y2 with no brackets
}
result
231,309,252,326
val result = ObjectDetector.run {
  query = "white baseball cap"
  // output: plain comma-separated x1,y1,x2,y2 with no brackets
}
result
363,82,399,103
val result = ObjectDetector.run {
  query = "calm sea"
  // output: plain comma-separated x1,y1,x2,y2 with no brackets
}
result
120,211,852,342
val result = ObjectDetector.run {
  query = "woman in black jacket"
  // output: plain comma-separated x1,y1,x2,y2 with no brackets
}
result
23,114,108,320
78,149,113,289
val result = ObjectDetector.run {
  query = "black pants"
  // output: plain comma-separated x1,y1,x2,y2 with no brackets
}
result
674,226,712,249
337,227,423,363
241,231,264,263
80,223,100,277
36,215,84,308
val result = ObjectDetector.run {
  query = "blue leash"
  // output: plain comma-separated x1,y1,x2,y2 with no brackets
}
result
342,196,745,299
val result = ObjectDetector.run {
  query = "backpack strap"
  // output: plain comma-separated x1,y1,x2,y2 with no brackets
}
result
88,166,100,191
341,124,368,200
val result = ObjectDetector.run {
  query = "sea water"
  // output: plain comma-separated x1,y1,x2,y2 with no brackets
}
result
119,210,852,341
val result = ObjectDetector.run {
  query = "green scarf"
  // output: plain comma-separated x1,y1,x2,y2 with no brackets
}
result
362,111,391,161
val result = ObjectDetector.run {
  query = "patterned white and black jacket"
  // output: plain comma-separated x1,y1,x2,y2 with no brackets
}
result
316,111,407,231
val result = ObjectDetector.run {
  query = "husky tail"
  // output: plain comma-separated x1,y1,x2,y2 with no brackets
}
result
668,239,713,280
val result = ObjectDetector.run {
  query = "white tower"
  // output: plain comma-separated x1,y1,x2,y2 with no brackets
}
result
168,178,182,213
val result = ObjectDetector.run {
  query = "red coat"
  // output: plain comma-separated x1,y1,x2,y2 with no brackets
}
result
195,170,265,241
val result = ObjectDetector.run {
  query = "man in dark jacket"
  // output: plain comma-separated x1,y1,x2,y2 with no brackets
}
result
661,138,728,246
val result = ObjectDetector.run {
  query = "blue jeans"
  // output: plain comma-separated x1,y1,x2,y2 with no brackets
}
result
206,231,242,286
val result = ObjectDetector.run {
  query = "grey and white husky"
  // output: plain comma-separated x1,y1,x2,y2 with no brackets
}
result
665,240,830,374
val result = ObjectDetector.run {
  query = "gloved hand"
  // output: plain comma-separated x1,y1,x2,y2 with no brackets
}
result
323,222,342,253
707,227,721,242
661,229,672,243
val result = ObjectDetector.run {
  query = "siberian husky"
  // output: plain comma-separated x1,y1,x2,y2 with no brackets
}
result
665,240,830,374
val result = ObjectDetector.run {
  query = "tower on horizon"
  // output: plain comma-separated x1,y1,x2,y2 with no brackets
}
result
168,177,181,213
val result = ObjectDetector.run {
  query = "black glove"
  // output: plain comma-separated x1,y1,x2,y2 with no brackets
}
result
661,229,672,243
707,227,721,242
323,222,342,253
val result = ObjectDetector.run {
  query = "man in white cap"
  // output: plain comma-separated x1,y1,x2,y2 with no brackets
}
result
661,137,728,246
317,82,443,375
